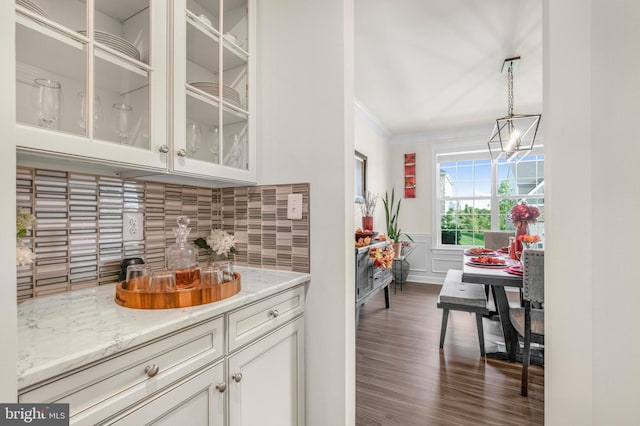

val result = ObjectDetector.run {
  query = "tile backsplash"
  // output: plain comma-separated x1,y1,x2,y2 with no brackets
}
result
16,167,310,301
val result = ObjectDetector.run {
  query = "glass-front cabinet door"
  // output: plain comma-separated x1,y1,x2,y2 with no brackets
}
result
172,0,255,183
15,0,167,171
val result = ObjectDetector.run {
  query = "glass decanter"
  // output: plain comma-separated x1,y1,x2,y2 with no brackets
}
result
166,216,198,289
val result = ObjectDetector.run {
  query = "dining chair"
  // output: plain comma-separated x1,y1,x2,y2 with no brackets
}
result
508,249,544,396
483,231,512,250
482,231,513,303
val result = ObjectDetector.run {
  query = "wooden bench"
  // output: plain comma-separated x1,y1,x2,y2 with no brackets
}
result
437,269,489,356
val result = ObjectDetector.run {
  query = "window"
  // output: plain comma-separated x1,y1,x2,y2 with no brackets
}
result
355,151,367,203
435,144,544,247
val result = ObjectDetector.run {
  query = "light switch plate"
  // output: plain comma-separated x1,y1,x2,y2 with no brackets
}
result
123,212,144,242
287,194,303,220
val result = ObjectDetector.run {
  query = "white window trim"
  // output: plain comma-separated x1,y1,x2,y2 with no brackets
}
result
431,140,544,249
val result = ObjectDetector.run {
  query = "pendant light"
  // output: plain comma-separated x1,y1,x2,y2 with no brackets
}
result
488,57,541,160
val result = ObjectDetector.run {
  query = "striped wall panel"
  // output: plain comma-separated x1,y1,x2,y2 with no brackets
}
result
15,167,310,301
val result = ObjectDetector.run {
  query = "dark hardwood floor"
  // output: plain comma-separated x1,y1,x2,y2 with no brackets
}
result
356,282,544,426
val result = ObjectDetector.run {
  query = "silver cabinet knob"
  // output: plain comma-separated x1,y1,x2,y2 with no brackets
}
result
158,145,169,153
268,309,279,318
144,364,159,377
177,149,187,157
232,372,243,383
215,382,227,393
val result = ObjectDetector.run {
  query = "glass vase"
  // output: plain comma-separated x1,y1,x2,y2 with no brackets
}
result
207,251,228,265
362,216,373,231
515,221,529,254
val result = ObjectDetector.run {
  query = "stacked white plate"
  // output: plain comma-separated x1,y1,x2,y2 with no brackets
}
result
190,81,241,107
78,30,141,61
16,0,48,17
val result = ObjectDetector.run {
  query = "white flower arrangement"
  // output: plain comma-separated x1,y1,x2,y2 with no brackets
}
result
195,229,238,258
16,244,37,266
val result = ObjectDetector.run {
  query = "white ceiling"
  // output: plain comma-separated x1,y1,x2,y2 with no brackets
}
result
355,0,543,137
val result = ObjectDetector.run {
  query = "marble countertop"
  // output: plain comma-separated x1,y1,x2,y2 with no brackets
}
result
17,266,311,390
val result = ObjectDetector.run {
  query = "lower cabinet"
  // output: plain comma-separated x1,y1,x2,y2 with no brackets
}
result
228,317,305,426
18,285,306,426
108,362,225,426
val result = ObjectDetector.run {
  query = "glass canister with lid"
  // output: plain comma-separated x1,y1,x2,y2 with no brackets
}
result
166,215,198,289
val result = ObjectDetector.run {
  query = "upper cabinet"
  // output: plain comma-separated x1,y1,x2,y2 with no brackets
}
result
171,0,256,184
14,0,168,171
13,0,256,184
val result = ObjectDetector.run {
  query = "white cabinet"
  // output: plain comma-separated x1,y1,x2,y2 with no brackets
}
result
13,0,256,184
228,317,305,426
225,286,305,426
19,316,224,425
14,0,168,171
170,0,256,184
18,285,306,426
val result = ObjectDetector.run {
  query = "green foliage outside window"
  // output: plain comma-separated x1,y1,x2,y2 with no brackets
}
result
441,180,517,245
498,180,517,230
441,208,460,244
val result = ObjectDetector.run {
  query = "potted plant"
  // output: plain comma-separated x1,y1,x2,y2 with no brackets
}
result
382,188,414,284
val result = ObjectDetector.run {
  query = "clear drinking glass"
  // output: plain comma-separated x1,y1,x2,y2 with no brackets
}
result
199,266,223,288
33,78,62,129
209,126,220,163
78,92,103,131
186,122,202,154
125,264,151,292
149,270,177,293
111,103,133,144
212,261,233,283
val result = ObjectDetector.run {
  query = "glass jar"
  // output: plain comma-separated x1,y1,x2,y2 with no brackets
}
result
166,216,197,289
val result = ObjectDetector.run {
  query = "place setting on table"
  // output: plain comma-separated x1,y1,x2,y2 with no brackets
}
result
463,247,523,277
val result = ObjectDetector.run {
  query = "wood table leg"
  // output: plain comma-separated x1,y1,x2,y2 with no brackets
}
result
491,285,520,361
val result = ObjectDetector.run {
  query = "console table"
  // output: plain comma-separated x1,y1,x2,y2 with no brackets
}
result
355,241,392,325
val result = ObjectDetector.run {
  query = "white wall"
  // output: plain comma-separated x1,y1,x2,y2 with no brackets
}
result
545,0,639,423
544,0,592,421
354,101,390,232
590,3,640,422
388,125,493,238
0,0,17,402
256,1,355,425
388,141,432,235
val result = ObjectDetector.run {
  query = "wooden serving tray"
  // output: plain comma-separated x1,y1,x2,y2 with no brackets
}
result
115,272,241,309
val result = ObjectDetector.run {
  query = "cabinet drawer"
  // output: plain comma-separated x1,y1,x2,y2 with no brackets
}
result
106,362,225,426
19,316,224,425
227,286,305,352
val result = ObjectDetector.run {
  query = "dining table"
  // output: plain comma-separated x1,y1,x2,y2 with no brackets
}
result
461,252,531,362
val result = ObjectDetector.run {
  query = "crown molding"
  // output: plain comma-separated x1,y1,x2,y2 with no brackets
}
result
389,123,496,145
354,99,391,140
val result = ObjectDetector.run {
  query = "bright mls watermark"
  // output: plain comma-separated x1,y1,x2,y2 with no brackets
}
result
0,404,69,425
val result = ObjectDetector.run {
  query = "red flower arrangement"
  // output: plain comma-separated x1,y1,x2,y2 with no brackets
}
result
510,202,541,227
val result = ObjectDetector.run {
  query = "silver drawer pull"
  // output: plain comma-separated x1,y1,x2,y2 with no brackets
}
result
232,372,243,383
215,382,227,393
144,364,159,377
268,309,279,318
158,145,169,153
177,148,187,157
